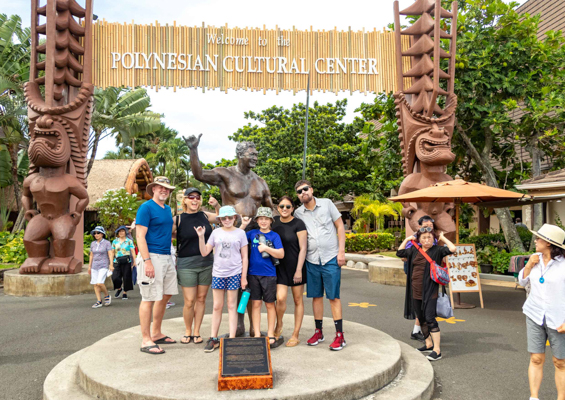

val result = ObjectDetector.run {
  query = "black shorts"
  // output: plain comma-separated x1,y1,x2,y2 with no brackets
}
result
248,275,277,303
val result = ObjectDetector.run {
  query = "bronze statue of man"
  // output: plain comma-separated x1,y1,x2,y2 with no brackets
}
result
184,134,274,337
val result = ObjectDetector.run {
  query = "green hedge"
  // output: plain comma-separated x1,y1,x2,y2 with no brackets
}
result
345,233,395,252
491,250,533,274
466,227,532,251
0,231,26,264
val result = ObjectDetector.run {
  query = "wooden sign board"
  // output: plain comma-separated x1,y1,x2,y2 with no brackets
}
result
446,244,484,308
218,337,273,391
92,21,412,94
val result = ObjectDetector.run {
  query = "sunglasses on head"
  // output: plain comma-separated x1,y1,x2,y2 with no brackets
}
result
186,195,201,200
155,177,170,184
278,204,292,210
296,186,310,195
419,226,434,233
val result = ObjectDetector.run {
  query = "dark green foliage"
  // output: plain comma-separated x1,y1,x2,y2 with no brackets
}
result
466,227,531,252
345,233,395,252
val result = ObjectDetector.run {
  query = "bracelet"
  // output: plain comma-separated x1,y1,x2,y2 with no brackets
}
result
143,257,151,262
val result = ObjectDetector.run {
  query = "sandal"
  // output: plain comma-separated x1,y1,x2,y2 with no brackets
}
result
140,345,165,355
286,338,300,347
193,335,203,344
181,336,192,344
154,336,177,345
274,323,283,339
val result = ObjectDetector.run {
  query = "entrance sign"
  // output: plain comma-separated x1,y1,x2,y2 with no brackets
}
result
93,21,411,94
446,244,485,308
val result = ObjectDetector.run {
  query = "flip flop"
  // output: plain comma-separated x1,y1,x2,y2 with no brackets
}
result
274,324,283,339
140,345,165,355
286,338,300,347
193,335,203,344
154,336,177,345
180,336,192,344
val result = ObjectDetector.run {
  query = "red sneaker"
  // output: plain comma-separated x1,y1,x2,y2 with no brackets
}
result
307,329,325,346
329,332,346,351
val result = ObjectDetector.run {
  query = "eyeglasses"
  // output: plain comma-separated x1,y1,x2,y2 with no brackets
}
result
278,204,292,210
296,186,310,195
186,195,201,200
419,226,434,233
155,177,170,184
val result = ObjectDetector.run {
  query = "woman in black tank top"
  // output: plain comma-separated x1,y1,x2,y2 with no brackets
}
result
172,188,220,344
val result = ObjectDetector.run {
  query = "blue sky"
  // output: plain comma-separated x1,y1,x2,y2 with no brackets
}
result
6,0,528,164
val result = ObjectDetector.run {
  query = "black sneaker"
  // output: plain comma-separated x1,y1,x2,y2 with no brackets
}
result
417,345,434,353
410,332,425,342
204,338,219,353
114,288,123,298
427,351,442,361
122,293,128,300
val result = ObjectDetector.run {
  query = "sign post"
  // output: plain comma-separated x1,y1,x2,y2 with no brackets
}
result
446,244,485,309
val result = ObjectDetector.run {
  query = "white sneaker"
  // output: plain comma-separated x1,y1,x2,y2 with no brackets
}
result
166,301,175,309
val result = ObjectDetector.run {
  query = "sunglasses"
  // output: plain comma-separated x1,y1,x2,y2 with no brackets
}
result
296,186,310,195
94,232,103,235
419,226,434,233
220,216,235,221
155,177,171,184
278,204,292,210
186,195,201,200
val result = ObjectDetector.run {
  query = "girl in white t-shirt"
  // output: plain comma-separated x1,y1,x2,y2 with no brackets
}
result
195,206,249,353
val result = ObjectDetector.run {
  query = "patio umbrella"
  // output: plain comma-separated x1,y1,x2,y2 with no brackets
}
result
389,179,532,243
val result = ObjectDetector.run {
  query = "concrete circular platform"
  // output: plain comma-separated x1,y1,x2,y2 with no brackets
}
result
4,268,112,297
46,314,405,400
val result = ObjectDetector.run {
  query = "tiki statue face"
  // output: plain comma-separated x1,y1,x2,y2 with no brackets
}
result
29,115,71,168
414,125,455,168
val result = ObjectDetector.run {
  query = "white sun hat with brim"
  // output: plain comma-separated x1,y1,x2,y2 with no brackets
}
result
531,224,565,250
146,176,176,197
216,205,240,221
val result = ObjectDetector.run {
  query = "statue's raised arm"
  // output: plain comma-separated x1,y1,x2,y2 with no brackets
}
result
184,134,224,187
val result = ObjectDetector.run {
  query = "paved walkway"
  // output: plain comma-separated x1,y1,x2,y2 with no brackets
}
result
0,269,558,400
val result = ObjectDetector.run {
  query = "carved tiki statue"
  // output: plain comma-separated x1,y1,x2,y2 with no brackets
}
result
393,0,458,239
20,0,93,274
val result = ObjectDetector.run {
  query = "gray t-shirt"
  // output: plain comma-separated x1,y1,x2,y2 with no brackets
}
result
207,228,249,278
294,197,342,265
90,239,112,270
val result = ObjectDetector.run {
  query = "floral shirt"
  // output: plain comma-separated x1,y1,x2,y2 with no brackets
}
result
112,238,135,262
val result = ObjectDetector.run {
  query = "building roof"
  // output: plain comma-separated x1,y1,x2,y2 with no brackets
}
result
86,159,153,210
516,168,565,194
518,0,565,40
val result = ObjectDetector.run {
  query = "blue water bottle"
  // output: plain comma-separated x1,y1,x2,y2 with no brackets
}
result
237,288,251,314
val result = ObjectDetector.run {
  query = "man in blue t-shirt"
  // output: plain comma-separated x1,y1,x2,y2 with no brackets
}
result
136,176,179,355
244,207,284,346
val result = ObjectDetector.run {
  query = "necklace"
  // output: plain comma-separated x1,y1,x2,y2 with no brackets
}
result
539,260,552,284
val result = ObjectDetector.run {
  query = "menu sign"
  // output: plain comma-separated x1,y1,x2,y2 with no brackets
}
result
446,244,480,292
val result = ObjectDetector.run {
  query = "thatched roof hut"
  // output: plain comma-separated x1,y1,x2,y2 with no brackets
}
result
86,159,153,211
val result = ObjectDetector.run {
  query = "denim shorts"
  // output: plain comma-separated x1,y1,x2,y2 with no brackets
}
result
305,257,341,300
526,316,565,359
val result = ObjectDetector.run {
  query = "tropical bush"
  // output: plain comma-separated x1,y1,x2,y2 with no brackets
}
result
83,233,94,263
94,188,143,235
466,228,531,252
0,230,26,264
345,233,395,253
491,250,534,274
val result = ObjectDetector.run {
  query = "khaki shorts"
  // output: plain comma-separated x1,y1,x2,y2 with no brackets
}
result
138,253,179,302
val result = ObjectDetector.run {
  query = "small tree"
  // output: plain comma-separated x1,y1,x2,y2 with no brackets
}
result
94,188,143,236
351,194,403,232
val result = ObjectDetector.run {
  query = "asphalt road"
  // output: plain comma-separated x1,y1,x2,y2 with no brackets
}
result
0,269,559,400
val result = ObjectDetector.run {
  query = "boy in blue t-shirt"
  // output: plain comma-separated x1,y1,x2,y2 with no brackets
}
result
245,207,284,346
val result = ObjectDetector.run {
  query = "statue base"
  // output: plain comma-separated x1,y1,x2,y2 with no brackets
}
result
3,267,112,297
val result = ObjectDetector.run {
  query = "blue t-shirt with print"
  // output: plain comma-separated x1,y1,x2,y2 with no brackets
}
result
136,199,173,255
246,229,283,277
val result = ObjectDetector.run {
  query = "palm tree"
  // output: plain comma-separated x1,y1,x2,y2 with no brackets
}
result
88,87,161,175
351,194,403,232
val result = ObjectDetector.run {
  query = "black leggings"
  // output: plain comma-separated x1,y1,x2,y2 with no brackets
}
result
112,261,133,292
413,298,440,339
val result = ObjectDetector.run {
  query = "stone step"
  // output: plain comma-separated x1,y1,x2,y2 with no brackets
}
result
44,315,433,400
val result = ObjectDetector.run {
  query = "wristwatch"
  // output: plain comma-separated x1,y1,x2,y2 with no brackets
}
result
143,257,151,262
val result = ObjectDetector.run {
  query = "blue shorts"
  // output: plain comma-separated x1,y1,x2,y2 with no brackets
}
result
306,257,341,300
211,274,241,290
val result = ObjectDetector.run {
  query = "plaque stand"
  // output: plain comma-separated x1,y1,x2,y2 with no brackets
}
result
218,337,273,391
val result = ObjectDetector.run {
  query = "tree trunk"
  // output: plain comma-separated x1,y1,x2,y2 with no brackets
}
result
8,144,22,211
528,134,544,251
132,137,135,159
457,124,525,252
87,129,102,176
12,207,25,233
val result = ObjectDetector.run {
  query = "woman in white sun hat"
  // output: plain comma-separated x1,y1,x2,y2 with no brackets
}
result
518,224,565,400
